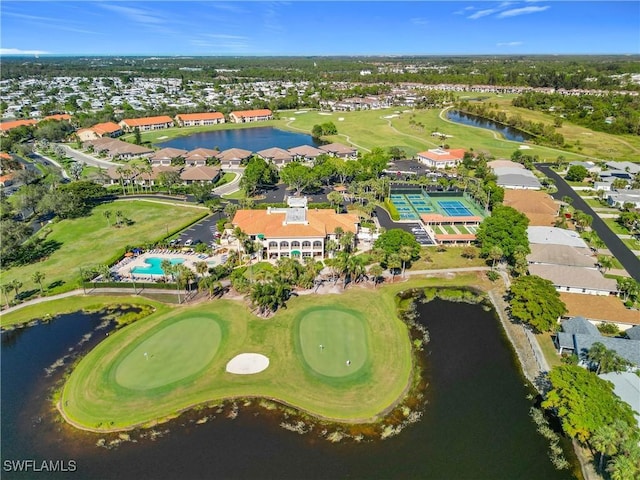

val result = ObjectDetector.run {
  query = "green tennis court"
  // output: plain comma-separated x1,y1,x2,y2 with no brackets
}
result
115,316,222,390
296,307,369,378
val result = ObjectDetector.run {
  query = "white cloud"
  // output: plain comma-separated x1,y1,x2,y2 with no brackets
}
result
468,8,498,20
100,4,165,26
497,5,550,18
0,48,50,55
497,41,523,46
411,17,429,25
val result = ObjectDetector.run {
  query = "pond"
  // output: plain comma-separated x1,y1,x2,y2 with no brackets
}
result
0,299,577,479
447,110,533,142
157,126,321,152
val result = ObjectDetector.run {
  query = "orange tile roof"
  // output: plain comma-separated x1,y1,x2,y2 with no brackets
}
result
434,233,476,241
504,190,559,227
233,208,358,238
417,148,466,162
230,109,272,118
92,121,122,135
43,113,71,122
121,116,174,127
560,293,640,325
0,119,37,131
176,112,224,121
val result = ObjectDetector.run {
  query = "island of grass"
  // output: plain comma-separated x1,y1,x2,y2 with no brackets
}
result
59,288,413,432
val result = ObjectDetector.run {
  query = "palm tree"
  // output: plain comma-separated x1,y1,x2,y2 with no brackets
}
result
591,424,620,473
488,245,503,270
1,284,13,308
103,210,112,227
340,231,355,253
325,239,339,258
115,210,123,227
31,271,45,294
115,165,127,196
10,279,23,300
387,253,401,282
598,255,614,274
369,264,384,288
194,261,209,277
399,245,413,278
606,454,638,480
161,259,174,281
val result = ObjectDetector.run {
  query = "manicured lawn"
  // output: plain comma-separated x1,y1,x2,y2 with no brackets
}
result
295,307,369,378
536,332,562,369
412,246,486,270
2,200,207,298
602,217,629,235
59,288,414,431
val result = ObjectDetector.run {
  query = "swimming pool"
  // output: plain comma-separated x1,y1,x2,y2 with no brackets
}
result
131,257,185,275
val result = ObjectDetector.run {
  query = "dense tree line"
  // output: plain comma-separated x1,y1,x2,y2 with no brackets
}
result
512,91,640,135
2,56,638,91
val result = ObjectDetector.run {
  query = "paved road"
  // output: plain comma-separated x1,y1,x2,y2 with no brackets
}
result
214,168,243,196
536,163,640,283
61,144,119,169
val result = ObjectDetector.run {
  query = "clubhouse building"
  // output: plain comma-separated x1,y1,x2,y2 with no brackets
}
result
232,197,359,260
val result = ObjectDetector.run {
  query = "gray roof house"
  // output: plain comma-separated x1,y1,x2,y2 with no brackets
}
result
599,372,640,427
528,264,618,295
527,226,589,249
607,189,640,209
493,167,542,190
555,317,640,369
527,244,597,268
605,161,640,175
626,325,640,340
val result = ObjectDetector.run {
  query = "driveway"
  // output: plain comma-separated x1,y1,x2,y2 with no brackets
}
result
61,144,118,169
214,168,243,196
536,163,640,283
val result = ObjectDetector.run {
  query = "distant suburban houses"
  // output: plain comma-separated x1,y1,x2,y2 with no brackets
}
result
76,121,123,141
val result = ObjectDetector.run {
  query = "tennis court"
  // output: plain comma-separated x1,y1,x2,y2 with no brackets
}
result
436,200,474,217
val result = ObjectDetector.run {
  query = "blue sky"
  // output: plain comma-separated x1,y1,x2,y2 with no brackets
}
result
1,1,639,56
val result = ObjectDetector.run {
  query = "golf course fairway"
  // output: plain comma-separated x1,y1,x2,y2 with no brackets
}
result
60,291,413,432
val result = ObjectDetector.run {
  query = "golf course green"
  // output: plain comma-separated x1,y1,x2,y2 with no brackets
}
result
115,317,222,390
296,307,368,378
59,289,414,432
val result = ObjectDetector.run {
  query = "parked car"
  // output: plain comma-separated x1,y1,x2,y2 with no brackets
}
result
184,239,193,246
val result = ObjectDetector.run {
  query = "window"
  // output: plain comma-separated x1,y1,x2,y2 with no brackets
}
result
313,241,322,248
302,241,311,248
269,241,277,249
291,241,300,248
280,241,289,249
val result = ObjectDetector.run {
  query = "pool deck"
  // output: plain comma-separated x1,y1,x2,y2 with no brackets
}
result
116,251,219,280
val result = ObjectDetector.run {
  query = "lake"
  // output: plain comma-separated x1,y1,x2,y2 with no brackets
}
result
447,110,533,142
157,126,321,152
0,299,577,479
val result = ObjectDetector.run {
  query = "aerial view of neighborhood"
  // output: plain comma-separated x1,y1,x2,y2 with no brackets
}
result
1,1,639,479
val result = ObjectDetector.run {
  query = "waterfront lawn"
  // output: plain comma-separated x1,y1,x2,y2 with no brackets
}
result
60,288,414,431
2,200,207,298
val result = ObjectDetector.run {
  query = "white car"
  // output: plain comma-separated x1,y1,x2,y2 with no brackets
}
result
184,239,193,246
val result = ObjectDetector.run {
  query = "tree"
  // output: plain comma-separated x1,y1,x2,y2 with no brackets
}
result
327,191,343,212
374,228,420,265
1,284,13,308
475,205,529,265
279,162,315,195
161,259,174,281
591,423,621,473
509,275,566,332
369,264,384,287
399,245,414,278
565,165,589,182
488,245,503,270
31,271,45,294
69,161,84,181
597,255,614,274
190,182,213,203
133,126,142,145
617,277,639,303
194,261,209,277
586,342,632,374
157,171,181,195
387,253,402,282
607,454,639,480
573,210,593,232
542,365,636,444
10,279,23,299
240,156,276,196
103,210,112,227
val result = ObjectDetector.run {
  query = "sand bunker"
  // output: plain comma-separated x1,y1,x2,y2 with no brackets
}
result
226,353,269,374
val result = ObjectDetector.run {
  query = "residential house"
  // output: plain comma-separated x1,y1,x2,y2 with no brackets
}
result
83,138,153,160
184,148,219,166
493,167,542,190
527,226,589,249
288,145,325,163
560,293,640,328
229,109,272,123
257,147,294,168
416,148,465,169
487,159,525,170
149,147,188,166
119,115,174,132
607,189,640,209
319,142,358,160
503,190,559,226
0,119,38,134
76,121,123,141
43,113,72,122
180,165,221,185
232,197,359,260
555,316,639,369
218,148,252,168
528,264,617,296
605,161,640,175
527,244,597,268
175,112,225,127
599,372,640,427
137,165,182,188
